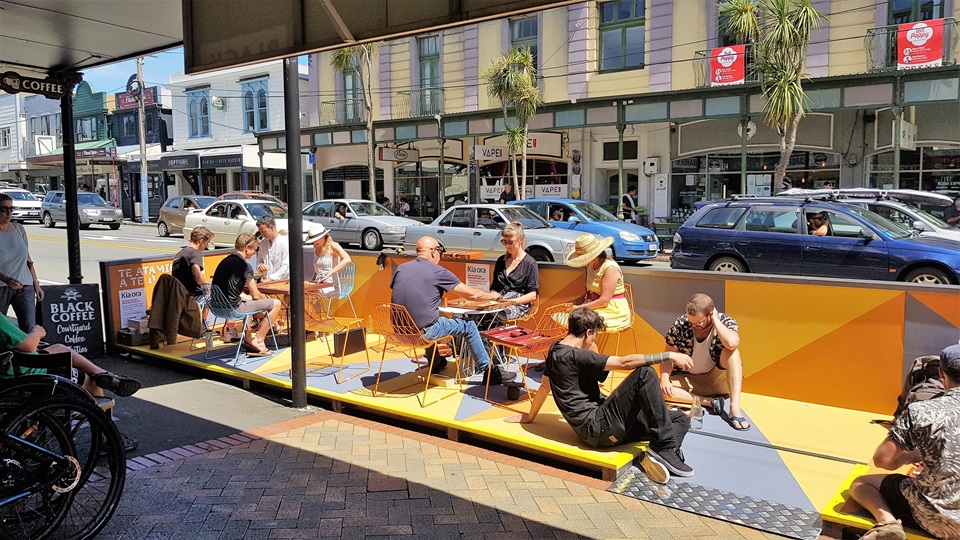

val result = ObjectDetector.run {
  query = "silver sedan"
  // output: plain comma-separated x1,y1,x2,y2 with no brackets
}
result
303,199,423,250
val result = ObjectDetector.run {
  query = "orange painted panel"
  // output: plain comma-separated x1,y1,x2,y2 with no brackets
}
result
908,291,960,327
744,295,905,414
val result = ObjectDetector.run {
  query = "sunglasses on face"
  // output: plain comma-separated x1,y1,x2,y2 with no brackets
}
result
500,238,518,246
0,207,12,213
431,246,445,254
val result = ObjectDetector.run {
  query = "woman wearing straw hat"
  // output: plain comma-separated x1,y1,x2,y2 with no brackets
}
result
306,224,352,295
565,233,630,332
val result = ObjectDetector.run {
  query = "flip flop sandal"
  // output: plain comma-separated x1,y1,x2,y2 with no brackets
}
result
710,396,725,416
728,415,752,431
246,349,275,358
862,520,905,540
93,372,142,397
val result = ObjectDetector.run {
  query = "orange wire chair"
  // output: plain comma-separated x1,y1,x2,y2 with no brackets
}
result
299,293,370,384
373,302,461,408
599,283,640,390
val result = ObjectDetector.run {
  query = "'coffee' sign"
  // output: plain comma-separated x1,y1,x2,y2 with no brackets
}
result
0,71,70,99
41,284,105,359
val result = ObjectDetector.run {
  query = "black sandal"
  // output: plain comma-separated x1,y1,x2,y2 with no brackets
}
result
93,372,141,397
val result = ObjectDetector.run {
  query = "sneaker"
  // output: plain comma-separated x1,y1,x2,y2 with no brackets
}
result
430,356,448,375
638,453,670,484
646,448,694,477
481,365,517,385
93,372,142,398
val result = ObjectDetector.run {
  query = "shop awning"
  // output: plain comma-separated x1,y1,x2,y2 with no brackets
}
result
27,140,118,165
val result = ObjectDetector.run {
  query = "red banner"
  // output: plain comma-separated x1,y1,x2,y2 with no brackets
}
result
709,45,746,87
898,19,944,70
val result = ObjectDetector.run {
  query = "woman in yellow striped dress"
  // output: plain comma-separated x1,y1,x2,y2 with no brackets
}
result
565,234,630,332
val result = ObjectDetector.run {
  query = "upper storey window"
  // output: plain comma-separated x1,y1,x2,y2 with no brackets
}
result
600,0,645,71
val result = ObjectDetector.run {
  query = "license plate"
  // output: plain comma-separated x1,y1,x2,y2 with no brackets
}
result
102,218,115,222
649,243,658,250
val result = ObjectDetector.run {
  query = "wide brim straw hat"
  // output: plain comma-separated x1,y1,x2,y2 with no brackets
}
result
565,233,614,268
305,224,330,244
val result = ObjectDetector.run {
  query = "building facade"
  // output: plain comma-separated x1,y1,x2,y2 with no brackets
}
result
261,0,960,220
0,93,28,185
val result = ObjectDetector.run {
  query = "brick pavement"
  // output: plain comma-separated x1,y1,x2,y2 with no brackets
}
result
100,411,788,539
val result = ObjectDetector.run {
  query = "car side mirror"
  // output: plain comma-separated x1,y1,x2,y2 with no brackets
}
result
567,216,581,223
345,212,356,219
912,220,927,232
858,227,875,241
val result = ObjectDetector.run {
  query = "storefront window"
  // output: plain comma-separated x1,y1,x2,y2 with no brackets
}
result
868,146,960,191
478,159,568,201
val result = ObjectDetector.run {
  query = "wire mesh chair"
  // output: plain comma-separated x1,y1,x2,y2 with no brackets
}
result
599,283,640,390
372,302,460,408
301,293,370,383
204,284,277,366
320,262,358,318
189,283,213,351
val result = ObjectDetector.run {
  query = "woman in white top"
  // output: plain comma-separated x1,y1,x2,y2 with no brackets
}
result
304,225,352,320
0,194,43,331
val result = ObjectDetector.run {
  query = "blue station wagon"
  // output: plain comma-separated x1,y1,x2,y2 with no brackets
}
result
670,199,960,285
510,198,659,262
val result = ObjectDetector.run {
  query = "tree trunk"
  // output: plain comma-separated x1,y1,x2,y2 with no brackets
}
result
773,114,802,194
363,53,376,202
519,124,529,200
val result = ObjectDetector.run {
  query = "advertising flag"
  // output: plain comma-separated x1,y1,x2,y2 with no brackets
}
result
898,19,944,70
709,45,746,86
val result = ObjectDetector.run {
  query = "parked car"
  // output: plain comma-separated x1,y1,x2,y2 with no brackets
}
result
404,204,583,262
671,199,960,285
780,188,960,242
183,199,311,249
510,198,660,262
157,195,218,237
219,191,286,207
303,199,422,250
0,188,42,223
41,190,123,230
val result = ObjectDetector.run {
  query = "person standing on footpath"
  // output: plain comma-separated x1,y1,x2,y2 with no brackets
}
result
0,194,44,331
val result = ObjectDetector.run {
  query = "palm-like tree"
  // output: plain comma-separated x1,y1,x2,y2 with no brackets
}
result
480,47,542,200
720,0,826,192
331,43,382,201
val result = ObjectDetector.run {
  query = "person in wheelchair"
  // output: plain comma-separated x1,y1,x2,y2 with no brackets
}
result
0,317,141,398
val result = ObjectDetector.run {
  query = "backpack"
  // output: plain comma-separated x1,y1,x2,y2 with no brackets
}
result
894,355,943,418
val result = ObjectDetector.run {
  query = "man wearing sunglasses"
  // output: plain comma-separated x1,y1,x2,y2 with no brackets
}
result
807,211,831,236
391,236,516,384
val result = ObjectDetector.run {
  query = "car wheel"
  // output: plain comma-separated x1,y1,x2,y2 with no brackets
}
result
903,267,953,285
528,247,553,262
709,256,747,273
42,213,55,228
362,229,383,250
157,221,169,237
109,223,121,230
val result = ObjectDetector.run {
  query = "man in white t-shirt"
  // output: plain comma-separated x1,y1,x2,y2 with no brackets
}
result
621,186,638,223
255,215,290,281
660,293,749,431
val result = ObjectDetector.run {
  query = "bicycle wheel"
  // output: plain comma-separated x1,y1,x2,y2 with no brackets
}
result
0,396,125,540
0,397,79,540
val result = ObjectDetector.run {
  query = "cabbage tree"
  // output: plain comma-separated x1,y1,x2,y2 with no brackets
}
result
331,43,382,201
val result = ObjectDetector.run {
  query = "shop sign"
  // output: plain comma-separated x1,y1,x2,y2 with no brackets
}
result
480,132,563,159
116,87,157,110
474,145,508,160
377,147,419,162
0,71,70,99
77,147,117,160
200,155,243,168
898,19,944,70
480,183,568,200
40,284,105,359
126,160,162,173
160,153,200,170
709,45,746,87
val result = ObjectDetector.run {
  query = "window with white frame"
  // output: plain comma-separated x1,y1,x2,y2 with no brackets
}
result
187,88,210,138
510,17,539,69
75,117,97,142
0,128,10,149
600,0,645,71
242,78,269,132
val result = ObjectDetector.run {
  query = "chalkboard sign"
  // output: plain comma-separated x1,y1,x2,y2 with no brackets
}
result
40,284,105,360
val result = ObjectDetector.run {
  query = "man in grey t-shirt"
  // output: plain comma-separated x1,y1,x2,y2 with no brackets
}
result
390,236,516,384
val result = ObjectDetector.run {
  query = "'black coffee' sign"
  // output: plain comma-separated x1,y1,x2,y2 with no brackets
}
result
41,284,105,360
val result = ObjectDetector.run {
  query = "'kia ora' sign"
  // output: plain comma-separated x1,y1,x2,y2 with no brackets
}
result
709,45,746,86
0,71,70,99
898,19,944,70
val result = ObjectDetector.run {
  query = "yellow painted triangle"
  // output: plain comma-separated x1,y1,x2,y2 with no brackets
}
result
727,281,903,376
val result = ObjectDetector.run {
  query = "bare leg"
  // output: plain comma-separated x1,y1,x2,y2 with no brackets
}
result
248,299,281,351
718,348,747,429
850,474,899,524
42,344,104,397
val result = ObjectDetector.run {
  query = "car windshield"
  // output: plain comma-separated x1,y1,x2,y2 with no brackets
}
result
4,191,36,201
843,206,912,239
77,193,107,205
570,202,617,221
194,197,217,208
905,205,950,228
246,202,288,219
349,201,394,217
498,206,551,229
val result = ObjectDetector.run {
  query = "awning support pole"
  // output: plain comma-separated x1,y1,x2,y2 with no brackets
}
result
61,73,83,284
284,57,307,409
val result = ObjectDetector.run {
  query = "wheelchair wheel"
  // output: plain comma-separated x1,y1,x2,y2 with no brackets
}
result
0,396,78,540
0,395,125,540
0,374,93,404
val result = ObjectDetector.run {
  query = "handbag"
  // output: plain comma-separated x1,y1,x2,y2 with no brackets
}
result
332,327,366,358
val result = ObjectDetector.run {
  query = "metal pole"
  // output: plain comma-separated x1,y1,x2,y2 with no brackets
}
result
892,105,902,190
283,57,307,409
616,117,625,221
137,58,149,223
740,113,748,194
437,115,443,214
61,74,83,284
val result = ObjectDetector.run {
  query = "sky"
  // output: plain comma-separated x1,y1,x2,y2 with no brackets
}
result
80,48,310,96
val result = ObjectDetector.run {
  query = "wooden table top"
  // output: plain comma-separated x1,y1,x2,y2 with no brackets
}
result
257,280,329,295
444,298,511,311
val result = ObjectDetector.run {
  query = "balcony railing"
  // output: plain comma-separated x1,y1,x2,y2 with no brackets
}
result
865,18,958,71
319,98,367,126
393,87,445,119
693,43,757,88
